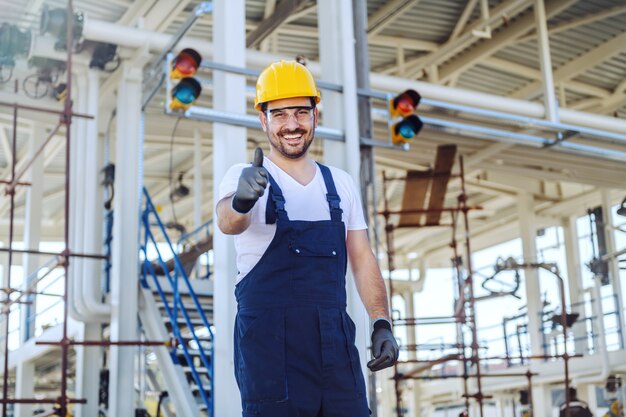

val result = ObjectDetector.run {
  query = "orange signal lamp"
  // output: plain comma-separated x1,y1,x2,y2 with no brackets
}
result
389,89,421,118
391,115,423,145
171,48,202,79
170,77,202,111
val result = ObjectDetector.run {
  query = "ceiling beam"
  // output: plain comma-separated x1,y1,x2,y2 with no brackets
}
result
367,0,421,36
436,0,578,83
259,0,278,52
400,0,534,79
511,30,626,99
246,0,311,48
449,0,479,41
482,57,611,98
0,127,12,167
518,4,626,42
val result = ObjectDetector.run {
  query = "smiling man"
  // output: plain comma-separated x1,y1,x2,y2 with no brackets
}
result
215,60,399,417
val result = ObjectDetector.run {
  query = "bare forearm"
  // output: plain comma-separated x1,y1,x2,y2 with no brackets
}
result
216,194,252,235
351,252,390,321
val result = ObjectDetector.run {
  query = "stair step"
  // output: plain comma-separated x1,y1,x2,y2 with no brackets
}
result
183,366,209,373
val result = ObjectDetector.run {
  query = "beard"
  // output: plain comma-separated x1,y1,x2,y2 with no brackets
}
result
267,126,315,160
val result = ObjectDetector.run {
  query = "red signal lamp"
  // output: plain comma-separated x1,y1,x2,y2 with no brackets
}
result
389,89,421,118
391,115,423,145
170,77,202,111
171,48,202,80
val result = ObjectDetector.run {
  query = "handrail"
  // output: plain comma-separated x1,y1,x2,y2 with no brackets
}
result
140,188,214,416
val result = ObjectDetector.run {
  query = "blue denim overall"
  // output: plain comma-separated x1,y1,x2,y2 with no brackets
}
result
234,163,369,417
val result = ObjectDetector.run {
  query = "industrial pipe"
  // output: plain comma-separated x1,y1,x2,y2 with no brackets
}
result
75,17,626,136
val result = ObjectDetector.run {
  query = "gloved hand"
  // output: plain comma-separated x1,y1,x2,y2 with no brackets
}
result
367,319,399,372
232,147,268,214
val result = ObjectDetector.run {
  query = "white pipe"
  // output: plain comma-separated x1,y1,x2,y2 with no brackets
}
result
79,18,626,136
81,68,111,317
574,278,610,384
67,69,109,322
69,70,92,321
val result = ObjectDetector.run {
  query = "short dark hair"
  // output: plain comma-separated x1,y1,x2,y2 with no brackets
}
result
260,97,316,113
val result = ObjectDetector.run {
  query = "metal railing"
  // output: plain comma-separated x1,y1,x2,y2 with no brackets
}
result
140,188,214,416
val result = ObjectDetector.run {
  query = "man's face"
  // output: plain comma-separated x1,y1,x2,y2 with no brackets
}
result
259,97,317,160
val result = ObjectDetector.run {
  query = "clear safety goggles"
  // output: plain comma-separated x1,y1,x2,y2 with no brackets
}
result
265,105,314,125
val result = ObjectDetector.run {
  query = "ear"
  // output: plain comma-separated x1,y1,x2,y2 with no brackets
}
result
313,107,319,128
259,111,267,132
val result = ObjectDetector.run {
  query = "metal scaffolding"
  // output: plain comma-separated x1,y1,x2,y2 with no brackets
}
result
379,149,579,417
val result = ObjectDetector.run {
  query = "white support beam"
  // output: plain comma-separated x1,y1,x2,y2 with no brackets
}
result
212,0,246,415
482,57,611,98
259,0,277,52
533,0,559,121
246,0,310,48
108,60,143,417
404,0,534,79
561,215,587,355
367,0,420,36
318,0,370,401
517,192,542,354
512,30,626,99
437,0,578,83
0,127,12,167
449,0,478,41
518,4,626,42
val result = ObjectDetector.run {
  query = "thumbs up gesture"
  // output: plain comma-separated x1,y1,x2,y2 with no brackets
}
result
232,147,269,214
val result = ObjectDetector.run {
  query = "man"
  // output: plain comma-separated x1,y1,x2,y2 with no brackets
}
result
216,60,399,416
559,388,594,417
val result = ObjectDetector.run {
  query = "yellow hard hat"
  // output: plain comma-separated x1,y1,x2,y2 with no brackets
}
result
255,60,321,110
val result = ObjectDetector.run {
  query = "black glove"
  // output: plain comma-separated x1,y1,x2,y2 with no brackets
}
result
232,147,268,214
367,319,399,372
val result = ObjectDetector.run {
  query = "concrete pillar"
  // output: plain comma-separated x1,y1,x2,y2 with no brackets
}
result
108,60,143,416
318,0,369,397
15,125,45,417
212,0,247,415
561,216,587,355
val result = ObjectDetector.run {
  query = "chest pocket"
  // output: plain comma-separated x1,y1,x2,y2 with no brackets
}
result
289,241,340,300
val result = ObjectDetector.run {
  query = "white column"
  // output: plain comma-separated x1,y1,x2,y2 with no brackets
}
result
517,193,542,354
75,324,101,417
561,216,587,354
518,193,550,417
533,0,559,122
193,129,203,278
601,189,624,348
109,60,143,416
14,360,35,417
15,125,45,417
213,0,246,415
318,0,369,392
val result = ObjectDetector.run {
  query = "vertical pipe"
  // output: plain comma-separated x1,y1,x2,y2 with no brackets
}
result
1,83,19,417
533,0,559,122
460,156,484,417
60,1,76,413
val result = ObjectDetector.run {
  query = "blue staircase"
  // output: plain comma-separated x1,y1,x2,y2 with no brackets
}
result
139,188,214,416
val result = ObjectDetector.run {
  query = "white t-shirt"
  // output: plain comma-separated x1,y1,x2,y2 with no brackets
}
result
217,158,367,282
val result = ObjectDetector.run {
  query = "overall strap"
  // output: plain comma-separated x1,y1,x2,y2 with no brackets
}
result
316,163,343,222
265,172,289,224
